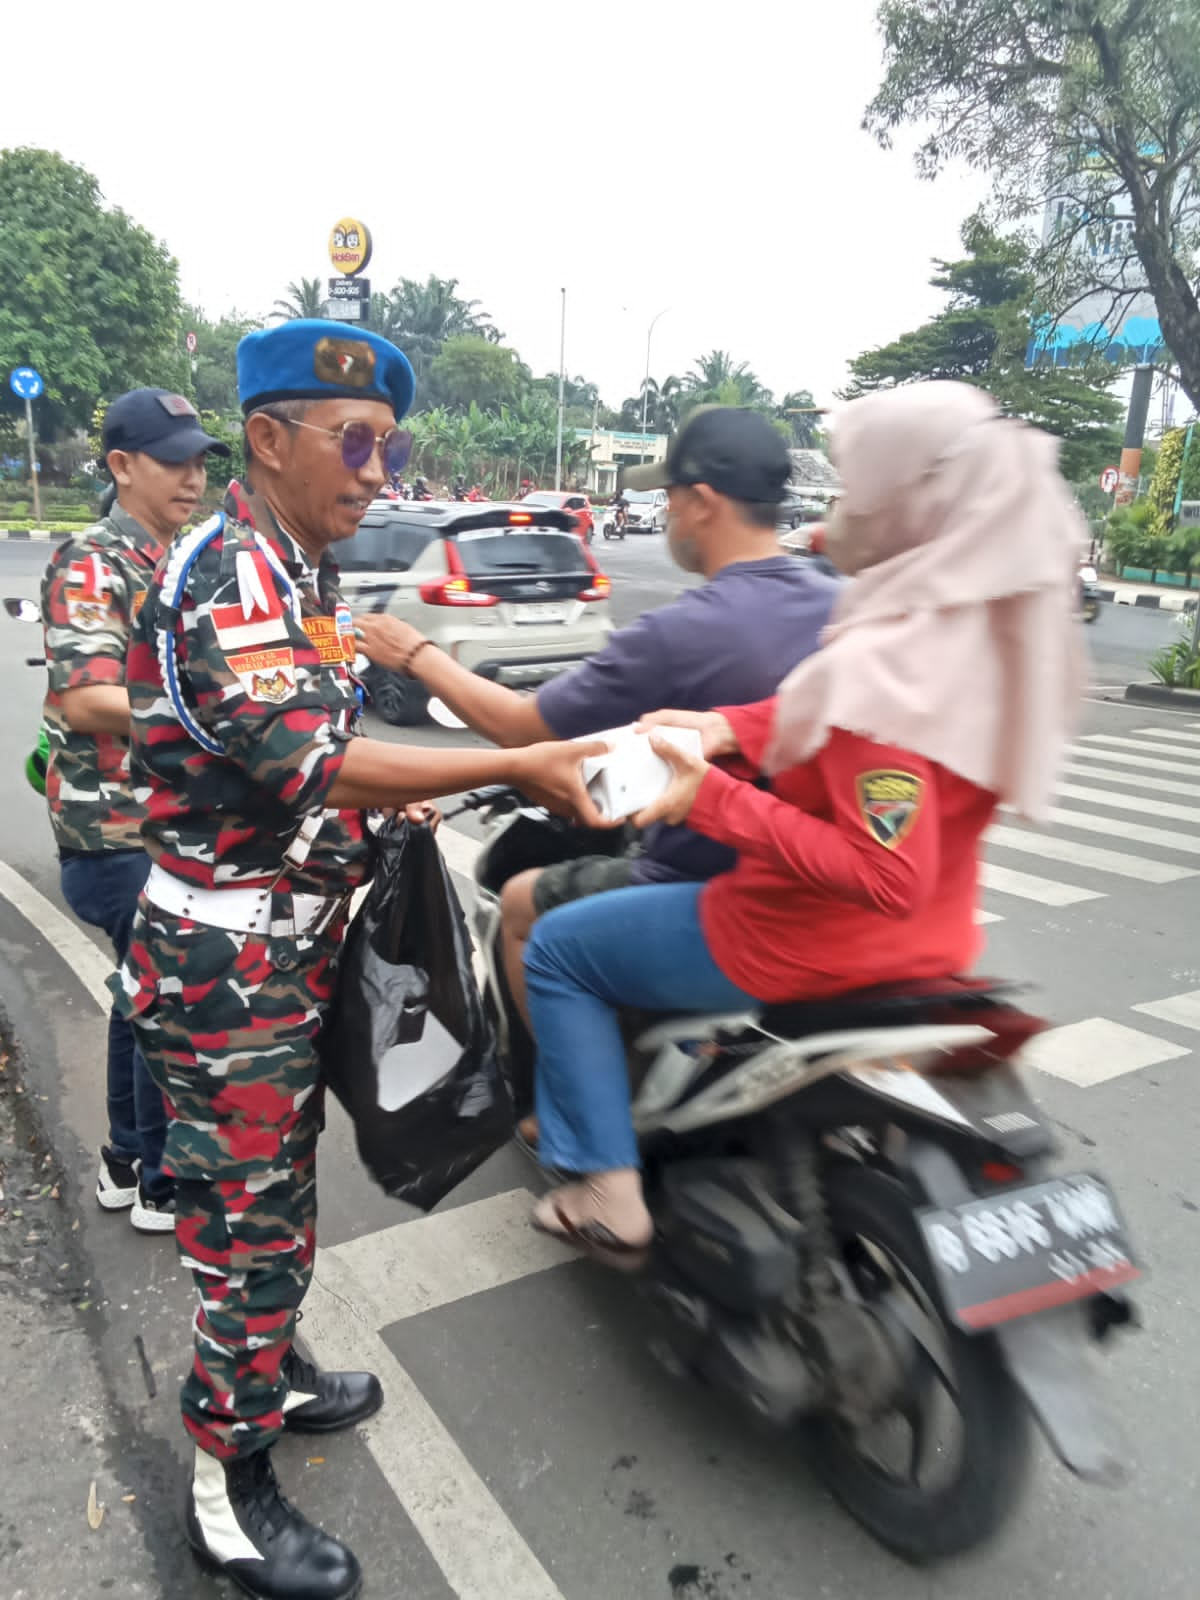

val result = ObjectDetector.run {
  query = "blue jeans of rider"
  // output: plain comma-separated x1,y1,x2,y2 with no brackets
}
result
60,850,172,1201
524,883,757,1173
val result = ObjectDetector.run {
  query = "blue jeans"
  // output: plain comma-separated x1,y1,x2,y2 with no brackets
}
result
60,851,171,1200
524,883,756,1173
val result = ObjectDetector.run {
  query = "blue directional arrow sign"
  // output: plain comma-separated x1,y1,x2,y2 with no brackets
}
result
9,366,44,401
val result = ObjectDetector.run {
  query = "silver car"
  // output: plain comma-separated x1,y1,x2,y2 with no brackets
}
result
340,501,614,724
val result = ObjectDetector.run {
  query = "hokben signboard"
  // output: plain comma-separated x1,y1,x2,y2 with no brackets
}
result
328,219,372,277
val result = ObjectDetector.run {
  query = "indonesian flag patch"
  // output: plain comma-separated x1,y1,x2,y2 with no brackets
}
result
856,770,923,849
211,549,290,651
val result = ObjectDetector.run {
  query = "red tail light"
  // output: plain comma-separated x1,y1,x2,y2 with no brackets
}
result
578,541,611,602
419,576,500,607
421,541,500,607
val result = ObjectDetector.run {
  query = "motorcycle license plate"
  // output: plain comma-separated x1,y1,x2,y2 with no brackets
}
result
918,1172,1139,1332
513,602,567,624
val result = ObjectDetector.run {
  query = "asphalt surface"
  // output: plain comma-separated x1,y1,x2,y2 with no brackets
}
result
0,534,1196,1600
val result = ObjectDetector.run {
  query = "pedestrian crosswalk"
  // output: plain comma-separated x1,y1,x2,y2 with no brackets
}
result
981,721,1200,911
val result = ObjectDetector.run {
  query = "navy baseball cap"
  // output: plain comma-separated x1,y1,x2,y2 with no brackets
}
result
624,406,790,504
103,389,230,463
237,319,416,419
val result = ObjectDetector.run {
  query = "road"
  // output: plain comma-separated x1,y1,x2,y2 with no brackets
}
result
0,534,1196,1600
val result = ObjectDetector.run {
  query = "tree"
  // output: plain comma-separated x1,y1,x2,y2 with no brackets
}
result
376,275,501,381
272,278,326,320
777,391,825,447
184,307,262,417
865,0,1200,412
0,147,186,437
844,218,1122,480
681,350,772,411
426,337,530,413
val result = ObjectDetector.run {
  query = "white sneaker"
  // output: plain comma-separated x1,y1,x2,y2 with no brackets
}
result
130,1181,176,1234
96,1146,139,1211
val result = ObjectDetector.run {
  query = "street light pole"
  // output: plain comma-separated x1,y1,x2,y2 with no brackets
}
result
24,394,41,527
554,287,566,491
640,308,668,462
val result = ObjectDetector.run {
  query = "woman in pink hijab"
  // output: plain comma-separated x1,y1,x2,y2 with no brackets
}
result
525,382,1085,1260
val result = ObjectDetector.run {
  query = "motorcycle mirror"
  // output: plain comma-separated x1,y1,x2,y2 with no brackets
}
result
427,697,468,731
4,598,39,623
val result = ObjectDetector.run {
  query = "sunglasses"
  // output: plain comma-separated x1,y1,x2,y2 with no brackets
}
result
288,418,413,477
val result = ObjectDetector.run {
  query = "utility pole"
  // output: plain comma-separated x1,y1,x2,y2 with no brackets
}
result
554,287,566,491
24,393,41,527
1114,364,1154,506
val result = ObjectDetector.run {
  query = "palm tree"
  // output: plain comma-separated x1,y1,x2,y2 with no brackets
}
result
377,275,501,378
271,278,326,321
777,389,824,448
682,350,772,411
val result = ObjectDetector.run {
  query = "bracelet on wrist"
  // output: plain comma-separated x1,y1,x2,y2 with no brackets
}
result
400,638,435,678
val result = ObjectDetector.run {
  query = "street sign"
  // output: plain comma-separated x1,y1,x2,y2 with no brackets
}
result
328,218,372,277
9,366,44,401
327,276,370,324
327,276,370,302
185,332,198,354
1100,466,1120,493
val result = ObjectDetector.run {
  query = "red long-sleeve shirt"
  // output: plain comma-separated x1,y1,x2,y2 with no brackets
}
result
689,699,998,1003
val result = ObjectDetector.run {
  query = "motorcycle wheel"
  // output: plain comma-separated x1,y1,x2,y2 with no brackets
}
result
810,1163,1031,1560
1083,605,1100,624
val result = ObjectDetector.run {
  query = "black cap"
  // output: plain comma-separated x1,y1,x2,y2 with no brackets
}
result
623,406,790,503
102,388,230,463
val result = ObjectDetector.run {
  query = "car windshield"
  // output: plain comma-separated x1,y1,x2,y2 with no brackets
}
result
456,529,587,575
623,489,657,504
521,493,561,506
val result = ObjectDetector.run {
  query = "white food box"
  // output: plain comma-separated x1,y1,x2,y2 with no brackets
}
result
578,724,704,822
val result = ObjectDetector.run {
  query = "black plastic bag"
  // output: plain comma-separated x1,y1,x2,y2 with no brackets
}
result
320,820,511,1210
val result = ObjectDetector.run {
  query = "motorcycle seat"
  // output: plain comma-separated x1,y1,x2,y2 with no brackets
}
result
756,975,1025,1041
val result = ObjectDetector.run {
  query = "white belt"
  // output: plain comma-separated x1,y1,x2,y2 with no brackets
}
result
145,863,348,938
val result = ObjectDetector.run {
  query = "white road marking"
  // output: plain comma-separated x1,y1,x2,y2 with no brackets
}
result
979,861,1103,906
438,824,483,880
0,860,113,1011
1061,756,1200,796
303,1249,567,1600
975,909,1003,924
1079,733,1200,760
1053,781,1200,824
1131,990,1200,1031
987,825,1196,882
1024,1017,1190,1086
1133,727,1200,746
1073,737,1200,774
1039,805,1200,856
328,1188,573,1324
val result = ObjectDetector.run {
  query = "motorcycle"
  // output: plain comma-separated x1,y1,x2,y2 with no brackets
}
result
441,777,1139,1561
5,597,50,793
603,507,627,541
1079,563,1102,624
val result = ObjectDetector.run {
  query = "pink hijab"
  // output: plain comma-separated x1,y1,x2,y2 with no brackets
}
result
765,382,1085,819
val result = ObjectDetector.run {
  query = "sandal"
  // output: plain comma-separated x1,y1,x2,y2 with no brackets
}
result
530,1189,652,1273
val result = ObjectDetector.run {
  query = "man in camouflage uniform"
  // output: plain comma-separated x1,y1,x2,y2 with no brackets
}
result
112,318,606,1600
42,389,229,1232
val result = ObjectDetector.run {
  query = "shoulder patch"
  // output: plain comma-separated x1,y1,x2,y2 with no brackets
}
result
855,769,923,849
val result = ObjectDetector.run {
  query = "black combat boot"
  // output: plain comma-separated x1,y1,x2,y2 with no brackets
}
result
281,1346,384,1434
186,1445,361,1600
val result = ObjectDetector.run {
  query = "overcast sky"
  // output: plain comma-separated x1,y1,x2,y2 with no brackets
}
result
3,0,988,412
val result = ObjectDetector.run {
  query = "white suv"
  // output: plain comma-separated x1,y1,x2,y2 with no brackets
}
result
621,487,669,532
340,502,614,724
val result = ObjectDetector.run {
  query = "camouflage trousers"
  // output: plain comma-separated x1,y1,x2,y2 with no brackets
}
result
117,901,345,1458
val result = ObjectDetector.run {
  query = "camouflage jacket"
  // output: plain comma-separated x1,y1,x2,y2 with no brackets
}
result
41,505,162,854
125,508,371,895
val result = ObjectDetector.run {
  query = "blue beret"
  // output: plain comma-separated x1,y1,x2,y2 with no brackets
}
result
237,319,416,420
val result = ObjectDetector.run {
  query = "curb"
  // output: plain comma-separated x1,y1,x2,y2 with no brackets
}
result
1098,586,1197,612
0,529,62,542
1124,682,1200,708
